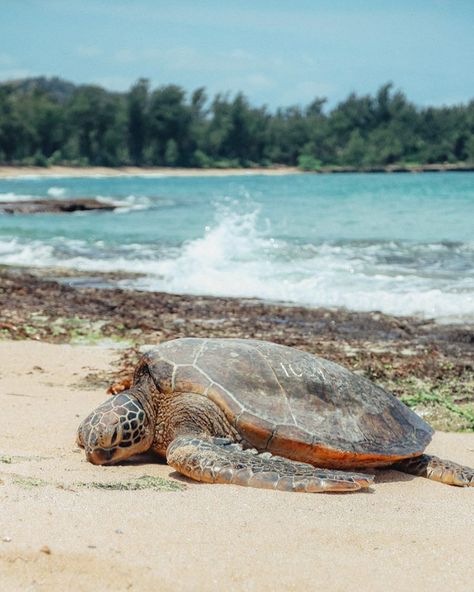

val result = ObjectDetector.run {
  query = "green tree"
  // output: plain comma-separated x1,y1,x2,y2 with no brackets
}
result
341,129,366,166
0,76,473,169
148,85,191,165
127,78,149,165
67,86,127,165
164,138,179,165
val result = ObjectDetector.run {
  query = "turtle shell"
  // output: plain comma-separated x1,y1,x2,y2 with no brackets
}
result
143,338,433,468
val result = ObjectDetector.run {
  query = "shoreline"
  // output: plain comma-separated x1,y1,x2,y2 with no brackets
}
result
0,165,299,178
1,265,473,432
1,162,474,178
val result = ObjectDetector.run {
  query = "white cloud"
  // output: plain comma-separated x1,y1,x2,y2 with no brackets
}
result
112,46,199,68
229,49,253,61
141,48,163,61
0,53,16,66
301,53,318,67
162,47,200,69
0,68,32,81
113,48,137,63
76,45,103,58
245,73,275,91
109,46,260,73
92,75,135,91
66,42,335,107
280,81,335,104
210,73,276,103
219,72,275,93
297,81,335,96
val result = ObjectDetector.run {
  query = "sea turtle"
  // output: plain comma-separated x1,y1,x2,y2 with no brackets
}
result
77,338,474,492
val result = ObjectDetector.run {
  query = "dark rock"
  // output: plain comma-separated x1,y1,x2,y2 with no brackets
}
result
0,198,117,214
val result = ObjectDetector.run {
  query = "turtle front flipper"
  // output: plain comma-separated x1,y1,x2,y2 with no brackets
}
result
392,454,474,487
167,436,373,493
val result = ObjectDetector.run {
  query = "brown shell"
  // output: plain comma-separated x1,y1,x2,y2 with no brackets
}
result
143,338,433,468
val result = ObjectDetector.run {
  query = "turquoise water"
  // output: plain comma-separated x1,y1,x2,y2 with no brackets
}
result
0,172,473,321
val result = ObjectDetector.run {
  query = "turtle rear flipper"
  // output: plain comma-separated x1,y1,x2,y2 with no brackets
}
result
392,454,474,487
167,436,373,493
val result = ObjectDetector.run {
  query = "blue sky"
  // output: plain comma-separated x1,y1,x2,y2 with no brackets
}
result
2,0,473,109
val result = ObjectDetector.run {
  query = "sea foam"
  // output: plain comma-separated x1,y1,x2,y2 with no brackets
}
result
0,205,473,322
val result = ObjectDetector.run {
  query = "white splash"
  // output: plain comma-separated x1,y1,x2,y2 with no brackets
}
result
0,192,37,202
47,187,67,198
0,204,473,322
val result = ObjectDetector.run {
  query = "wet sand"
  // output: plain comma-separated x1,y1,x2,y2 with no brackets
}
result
0,340,473,592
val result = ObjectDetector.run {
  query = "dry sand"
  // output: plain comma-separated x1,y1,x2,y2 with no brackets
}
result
0,340,472,592
1,164,472,179
0,165,299,179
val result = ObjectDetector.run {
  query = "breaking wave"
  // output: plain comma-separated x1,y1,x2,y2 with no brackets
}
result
0,203,473,322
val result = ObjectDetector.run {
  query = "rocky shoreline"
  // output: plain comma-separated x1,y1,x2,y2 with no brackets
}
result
0,198,118,215
0,265,472,431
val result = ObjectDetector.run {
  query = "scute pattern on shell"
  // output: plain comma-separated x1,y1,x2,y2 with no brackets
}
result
144,338,433,465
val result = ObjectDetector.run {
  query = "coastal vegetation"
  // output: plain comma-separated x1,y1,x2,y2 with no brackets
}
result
1,77,473,169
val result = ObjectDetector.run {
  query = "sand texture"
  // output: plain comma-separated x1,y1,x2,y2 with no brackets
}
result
1,164,473,179
0,165,299,179
0,340,473,591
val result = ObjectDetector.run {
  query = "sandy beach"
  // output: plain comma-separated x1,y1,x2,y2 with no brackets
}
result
0,165,300,179
1,163,473,179
0,268,473,591
0,338,473,592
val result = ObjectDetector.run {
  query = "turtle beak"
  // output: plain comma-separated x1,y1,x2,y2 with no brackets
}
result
87,448,116,465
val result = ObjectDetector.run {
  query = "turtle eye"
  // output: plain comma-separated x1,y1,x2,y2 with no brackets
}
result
110,426,120,446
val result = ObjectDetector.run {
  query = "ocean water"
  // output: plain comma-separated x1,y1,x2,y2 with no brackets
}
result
0,172,473,322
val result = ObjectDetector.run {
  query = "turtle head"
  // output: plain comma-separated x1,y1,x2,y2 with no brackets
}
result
77,392,153,465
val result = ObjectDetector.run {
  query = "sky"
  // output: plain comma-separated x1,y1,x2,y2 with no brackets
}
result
1,0,474,110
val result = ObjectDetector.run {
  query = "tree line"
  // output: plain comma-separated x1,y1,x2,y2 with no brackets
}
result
0,77,473,169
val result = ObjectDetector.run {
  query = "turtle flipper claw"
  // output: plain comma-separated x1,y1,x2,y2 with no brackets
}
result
167,435,374,493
